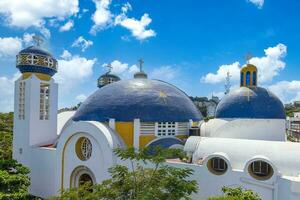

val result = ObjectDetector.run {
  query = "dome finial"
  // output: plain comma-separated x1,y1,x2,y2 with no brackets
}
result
32,34,44,47
245,52,253,64
134,58,148,79
97,62,120,88
106,63,112,74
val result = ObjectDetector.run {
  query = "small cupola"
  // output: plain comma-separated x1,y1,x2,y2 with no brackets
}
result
97,63,121,88
134,58,148,79
240,55,258,87
16,35,58,80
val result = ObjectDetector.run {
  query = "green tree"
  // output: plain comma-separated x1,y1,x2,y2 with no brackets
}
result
208,187,261,200
0,159,31,200
0,112,14,160
54,147,198,200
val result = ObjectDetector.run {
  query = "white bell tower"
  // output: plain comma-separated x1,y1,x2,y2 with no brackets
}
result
13,37,58,164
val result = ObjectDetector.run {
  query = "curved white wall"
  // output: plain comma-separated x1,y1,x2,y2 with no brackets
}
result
201,118,286,141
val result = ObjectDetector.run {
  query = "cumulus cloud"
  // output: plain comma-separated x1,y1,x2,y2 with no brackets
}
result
201,43,287,84
22,33,34,45
75,94,87,102
150,66,178,81
101,60,139,79
0,0,79,28
59,20,74,32
0,37,22,58
90,0,113,34
0,72,20,112
248,0,264,9
115,13,156,40
201,62,240,84
72,36,93,52
268,81,300,103
55,50,97,92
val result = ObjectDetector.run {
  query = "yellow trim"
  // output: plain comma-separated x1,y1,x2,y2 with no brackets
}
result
176,135,188,140
240,64,257,87
22,72,51,81
61,134,77,192
139,135,156,147
115,122,134,147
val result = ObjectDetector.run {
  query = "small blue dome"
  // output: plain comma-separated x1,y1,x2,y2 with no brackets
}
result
16,46,57,76
73,78,202,122
19,46,52,56
215,87,285,119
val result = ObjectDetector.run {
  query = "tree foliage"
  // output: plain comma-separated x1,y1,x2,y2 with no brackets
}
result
208,187,261,200
0,159,31,200
0,112,14,160
54,147,198,200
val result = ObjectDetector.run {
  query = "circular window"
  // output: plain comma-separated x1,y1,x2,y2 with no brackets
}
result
248,160,273,180
75,137,92,161
207,157,228,175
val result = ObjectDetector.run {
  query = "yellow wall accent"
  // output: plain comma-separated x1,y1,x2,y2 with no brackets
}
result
115,122,134,147
22,72,51,81
139,135,156,148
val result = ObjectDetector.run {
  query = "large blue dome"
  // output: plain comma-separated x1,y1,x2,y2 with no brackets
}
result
73,78,202,122
215,87,285,119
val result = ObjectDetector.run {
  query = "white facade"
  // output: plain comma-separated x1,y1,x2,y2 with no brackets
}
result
12,68,300,200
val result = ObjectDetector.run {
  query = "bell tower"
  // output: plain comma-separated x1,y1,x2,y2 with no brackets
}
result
13,36,58,163
240,55,258,87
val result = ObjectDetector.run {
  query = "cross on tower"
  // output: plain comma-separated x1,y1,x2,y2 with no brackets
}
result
106,63,112,73
138,58,144,72
32,35,44,47
245,53,253,64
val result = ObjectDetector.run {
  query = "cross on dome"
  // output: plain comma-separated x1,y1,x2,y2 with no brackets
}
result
245,52,253,64
106,63,112,73
138,58,144,72
32,35,44,47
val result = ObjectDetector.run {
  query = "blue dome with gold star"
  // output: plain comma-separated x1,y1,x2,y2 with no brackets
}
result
215,86,285,119
73,78,202,122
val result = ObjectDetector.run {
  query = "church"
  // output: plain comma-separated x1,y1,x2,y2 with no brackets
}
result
12,42,300,200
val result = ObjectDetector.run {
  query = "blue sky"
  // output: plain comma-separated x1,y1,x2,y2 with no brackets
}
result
0,0,300,111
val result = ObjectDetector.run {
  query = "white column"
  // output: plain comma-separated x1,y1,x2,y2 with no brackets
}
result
109,118,115,130
133,119,140,149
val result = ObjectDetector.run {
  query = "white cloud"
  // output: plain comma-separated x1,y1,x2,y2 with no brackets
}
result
248,0,264,9
72,36,93,52
115,13,156,40
0,72,20,112
202,43,287,84
249,43,287,83
201,62,240,84
0,0,79,28
75,94,87,102
59,20,74,32
60,50,72,59
102,60,138,79
0,37,22,57
90,0,113,34
150,66,178,81
22,33,34,45
55,51,97,92
268,81,300,103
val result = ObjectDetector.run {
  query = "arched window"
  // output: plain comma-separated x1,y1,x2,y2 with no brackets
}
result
248,160,273,180
246,71,251,86
253,71,257,86
207,157,228,175
240,72,244,86
75,137,93,161
79,173,93,186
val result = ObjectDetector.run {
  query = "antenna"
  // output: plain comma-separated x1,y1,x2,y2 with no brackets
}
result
224,71,231,95
32,35,44,47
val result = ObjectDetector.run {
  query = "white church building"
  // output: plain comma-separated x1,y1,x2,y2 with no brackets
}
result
12,43,300,200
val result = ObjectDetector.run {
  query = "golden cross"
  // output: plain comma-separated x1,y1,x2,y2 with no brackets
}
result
32,35,44,46
138,58,144,72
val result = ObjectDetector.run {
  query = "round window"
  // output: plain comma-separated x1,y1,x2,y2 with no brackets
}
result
248,160,273,180
75,137,92,161
207,157,228,175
